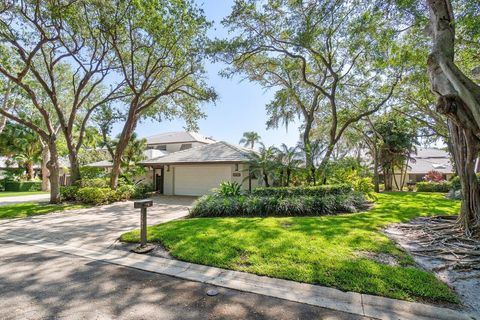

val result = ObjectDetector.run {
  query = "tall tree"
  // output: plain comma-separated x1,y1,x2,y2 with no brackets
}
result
215,0,403,184
239,131,261,149
95,0,216,189
426,0,480,237
0,1,124,201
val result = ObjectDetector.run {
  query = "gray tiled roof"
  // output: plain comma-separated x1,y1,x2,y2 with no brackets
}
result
145,131,215,145
408,148,453,174
140,141,254,165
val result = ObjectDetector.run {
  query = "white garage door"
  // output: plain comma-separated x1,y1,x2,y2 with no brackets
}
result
174,165,231,196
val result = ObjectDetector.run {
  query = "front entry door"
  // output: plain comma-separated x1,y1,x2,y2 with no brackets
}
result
155,168,164,194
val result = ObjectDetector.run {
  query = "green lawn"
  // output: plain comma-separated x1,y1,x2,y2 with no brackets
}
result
0,191,49,198
121,192,461,303
0,202,90,219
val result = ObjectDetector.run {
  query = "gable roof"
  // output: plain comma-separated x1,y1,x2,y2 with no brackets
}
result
408,148,453,174
140,141,255,165
84,160,113,168
145,131,215,145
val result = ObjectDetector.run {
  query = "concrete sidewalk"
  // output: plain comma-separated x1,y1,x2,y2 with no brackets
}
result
1,230,473,320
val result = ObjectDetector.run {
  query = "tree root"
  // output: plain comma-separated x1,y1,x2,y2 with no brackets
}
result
389,216,480,272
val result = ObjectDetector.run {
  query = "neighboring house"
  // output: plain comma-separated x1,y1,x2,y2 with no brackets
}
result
145,131,216,152
140,141,259,196
407,148,455,182
389,148,455,189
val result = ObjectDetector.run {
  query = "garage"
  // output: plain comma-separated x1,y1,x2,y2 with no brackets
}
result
140,141,260,196
173,165,231,196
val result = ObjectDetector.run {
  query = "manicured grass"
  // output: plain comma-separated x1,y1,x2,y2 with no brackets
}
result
0,191,49,198
0,202,90,219
120,192,460,303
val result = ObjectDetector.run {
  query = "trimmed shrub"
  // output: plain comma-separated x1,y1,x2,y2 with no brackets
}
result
132,183,154,199
76,187,116,205
75,178,109,188
4,181,42,192
450,176,461,191
416,181,451,193
60,186,79,201
189,192,367,218
252,184,353,198
115,184,135,201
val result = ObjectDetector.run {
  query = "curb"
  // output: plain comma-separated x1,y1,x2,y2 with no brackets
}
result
0,233,475,320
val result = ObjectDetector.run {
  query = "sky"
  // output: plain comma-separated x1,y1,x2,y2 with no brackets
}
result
115,0,301,148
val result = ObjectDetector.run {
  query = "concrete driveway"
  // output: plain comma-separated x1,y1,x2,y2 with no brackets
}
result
0,195,195,250
0,193,50,206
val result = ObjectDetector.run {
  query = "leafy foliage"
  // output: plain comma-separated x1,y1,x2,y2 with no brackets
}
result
423,170,445,182
252,184,353,197
416,182,451,193
190,193,366,218
4,181,42,192
214,181,243,197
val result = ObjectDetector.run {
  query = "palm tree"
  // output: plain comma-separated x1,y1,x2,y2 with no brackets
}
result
248,144,278,187
278,144,302,186
239,131,261,149
0,122,42,180
119,133,147,173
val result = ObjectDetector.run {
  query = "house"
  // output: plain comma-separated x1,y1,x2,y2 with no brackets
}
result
84,131,258,196
145,131,216,152
407,148,455,182
388,148,455,189
140,141,259,196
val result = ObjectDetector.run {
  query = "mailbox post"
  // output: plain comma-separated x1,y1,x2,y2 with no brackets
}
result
133,199,153,251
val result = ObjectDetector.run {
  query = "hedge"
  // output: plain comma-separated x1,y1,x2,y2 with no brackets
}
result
4,181,42,192
60,184,150,205
416,181,451,193
189,193,367,218
252,184,353,198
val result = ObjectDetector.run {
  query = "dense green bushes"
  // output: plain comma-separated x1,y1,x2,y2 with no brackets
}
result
76,187,116,205
416,181,451,193
4,181,42,192
252,184,353,197
60,179,152,205
190,192,367,218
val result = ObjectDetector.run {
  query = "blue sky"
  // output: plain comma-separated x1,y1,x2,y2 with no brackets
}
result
117,0,301,148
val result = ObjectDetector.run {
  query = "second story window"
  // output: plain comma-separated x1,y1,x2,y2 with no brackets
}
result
155,144,167,151
180,143,192,150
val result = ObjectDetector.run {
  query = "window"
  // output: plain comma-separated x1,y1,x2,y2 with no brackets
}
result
155,144,167,151
180,143,192,150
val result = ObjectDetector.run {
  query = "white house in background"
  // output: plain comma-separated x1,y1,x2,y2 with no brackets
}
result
145,131,216,152
140,141,259,196
389,148,455,188
407,148,455,182
84,131,259,196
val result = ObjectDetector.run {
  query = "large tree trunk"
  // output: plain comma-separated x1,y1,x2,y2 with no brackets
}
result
25,161,34,181
373,148,380,193
41,143,50,191
47,140,61,204
427,0,480,237
68,150,81,185
302,123,316,185
449,122,480,234
317,144,335,185
110,110,137,189
384,168,393,192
